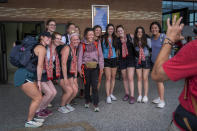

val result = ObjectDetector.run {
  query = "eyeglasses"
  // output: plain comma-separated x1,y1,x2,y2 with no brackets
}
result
49,24,56,27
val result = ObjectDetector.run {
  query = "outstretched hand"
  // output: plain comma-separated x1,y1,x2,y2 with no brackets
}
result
166,15,184,43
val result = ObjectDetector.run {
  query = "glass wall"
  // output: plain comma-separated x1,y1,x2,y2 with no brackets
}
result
162,1,197,30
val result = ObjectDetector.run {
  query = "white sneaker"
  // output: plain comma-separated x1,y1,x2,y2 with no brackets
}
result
58,106,71,113
94,107,100,112
25,120,43,128
66,104,75,112
152,97,161,104
142,96,148,103
157,100,166,108
106,96,112,104
110,94,117,101
137,95,142,103
33,118,45,123
84,103,90,108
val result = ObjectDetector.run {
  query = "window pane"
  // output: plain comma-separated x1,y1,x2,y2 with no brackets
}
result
195,12,197,21
173,2,193,10
194,2,197,10
190,13,194,23
189,22,194,26
162,1,172,9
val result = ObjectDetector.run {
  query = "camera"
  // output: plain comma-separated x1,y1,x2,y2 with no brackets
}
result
182,25,197,37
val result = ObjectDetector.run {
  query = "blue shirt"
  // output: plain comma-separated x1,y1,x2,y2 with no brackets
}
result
102,38,117,58
151,33,166,63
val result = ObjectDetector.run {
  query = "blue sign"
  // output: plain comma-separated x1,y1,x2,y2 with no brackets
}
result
92,5,109,32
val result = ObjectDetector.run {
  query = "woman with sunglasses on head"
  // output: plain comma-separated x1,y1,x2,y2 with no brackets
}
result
102,24,118,104
57,33,80,113
116,25,136,104
134,26,151,103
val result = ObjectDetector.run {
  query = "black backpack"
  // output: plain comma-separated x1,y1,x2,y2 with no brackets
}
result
9,36,38,72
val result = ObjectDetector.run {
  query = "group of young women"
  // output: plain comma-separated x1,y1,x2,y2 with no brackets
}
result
14,19,167,128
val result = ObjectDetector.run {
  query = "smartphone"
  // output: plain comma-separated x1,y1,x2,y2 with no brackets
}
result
182,25,197,37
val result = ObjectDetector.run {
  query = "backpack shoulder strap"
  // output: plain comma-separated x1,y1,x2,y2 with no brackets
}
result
82,43,86,54
94,41,99,56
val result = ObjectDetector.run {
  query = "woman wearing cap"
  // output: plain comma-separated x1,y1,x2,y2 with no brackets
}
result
36,32,62,117
57,33,79,113
14,32,51,128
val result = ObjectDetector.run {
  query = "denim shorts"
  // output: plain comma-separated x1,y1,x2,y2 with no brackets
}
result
14,68,36,87
135,56,151,69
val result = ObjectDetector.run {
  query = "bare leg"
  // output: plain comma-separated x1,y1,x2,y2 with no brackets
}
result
20,82,42,121
110,67,117,95
59,79,73,106
127,67,135,97
157,82,165,101
136,69,142,96
104,67,112,97
143,69,150,97
121,69,129,95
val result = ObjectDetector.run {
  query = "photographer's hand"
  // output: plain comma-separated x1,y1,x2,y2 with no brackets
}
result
166,16,184,44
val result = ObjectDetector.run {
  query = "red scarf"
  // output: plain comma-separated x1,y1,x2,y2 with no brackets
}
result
69,45,77,74
138,44,145,64
121,36,128,58
108,38,113,59
44,46,60,80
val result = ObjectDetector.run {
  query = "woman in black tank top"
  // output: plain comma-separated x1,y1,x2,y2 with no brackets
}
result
14,32,51,128
57,33,80,114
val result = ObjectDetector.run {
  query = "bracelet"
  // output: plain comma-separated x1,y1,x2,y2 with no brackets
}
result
37,80,41,81
74,76,77,78
164,38,174,47
165,37,174,46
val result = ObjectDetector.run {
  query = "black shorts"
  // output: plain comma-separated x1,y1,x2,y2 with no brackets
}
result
119,56,135,70
104,58,117,68
135,56,151,69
